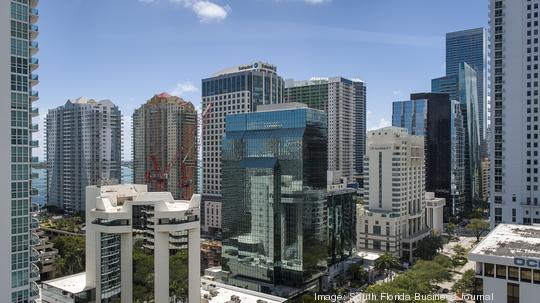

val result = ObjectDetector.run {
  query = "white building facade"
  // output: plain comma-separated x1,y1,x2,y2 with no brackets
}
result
356,127,430,262
0,0,41,301
41,185,201,303
469,224,540,303
425,192,445,234
490,0,540,226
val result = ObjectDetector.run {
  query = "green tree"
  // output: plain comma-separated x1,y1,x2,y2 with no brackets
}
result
452,269,475,294
414,234,443,260
346,263,369,287
374,253,400,281
432,254,453,269
466,218,490,242
446,223,457,240
169,249,189,301
52,236,85,277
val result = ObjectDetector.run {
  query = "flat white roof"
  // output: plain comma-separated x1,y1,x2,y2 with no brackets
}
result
201,279,286,303
469,224,540,258
356,250,382,261
42,272,89,294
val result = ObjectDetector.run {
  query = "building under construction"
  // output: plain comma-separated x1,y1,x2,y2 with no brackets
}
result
132,93,198,200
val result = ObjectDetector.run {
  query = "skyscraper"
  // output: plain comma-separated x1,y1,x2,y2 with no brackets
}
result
132,93,198,200
46,97,122,213
490,0,540,226
201,62,284,235
1,0,41,300
221,103,327,297
446,28,489,144
356,127,430,262
433,62,482,211
284,77,367,181
392,93,465,217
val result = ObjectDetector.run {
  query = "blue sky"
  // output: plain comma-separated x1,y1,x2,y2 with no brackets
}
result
34,0,488,160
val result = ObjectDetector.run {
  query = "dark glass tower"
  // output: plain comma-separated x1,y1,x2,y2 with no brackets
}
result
221,103,328,296
392,93,465,218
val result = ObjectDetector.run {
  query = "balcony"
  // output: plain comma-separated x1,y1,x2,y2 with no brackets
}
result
31,156,39,164
31,248,39,262
30,281,39,300
30,106,39,117
31,217,39,230
30,263,40,282
30,123,39,132
30,90,39,101
31,233,40,246
30,140,39,148
29,25,39,39
29,41,38,55
29,8,39,23
29,58,39,71
31,202,40,213
31,188,38,196
31,172,39,179
30,74,39,86
30,0,38,8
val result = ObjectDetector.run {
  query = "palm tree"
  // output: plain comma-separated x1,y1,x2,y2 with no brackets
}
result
374,253,400,281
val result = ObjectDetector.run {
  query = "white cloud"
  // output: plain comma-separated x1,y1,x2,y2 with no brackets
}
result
169,0,230,22
366,110,391,131
304,0,330,4
170,81,198,96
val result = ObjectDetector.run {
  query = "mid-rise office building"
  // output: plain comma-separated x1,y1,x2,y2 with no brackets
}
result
221,103,327,297
201,61,284,234
433,62,483,211
489,0,540,226
46,97,122,213
0,0,41,300
132,93,197,200
392,93,465,217
446,28,489,144
469,224,540,303
284,77,367,181
41,184,201,303
424,192,445,234
356,127,430,262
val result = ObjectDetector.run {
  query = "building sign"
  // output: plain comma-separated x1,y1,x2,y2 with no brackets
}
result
514,257,540,268
238,62,277,72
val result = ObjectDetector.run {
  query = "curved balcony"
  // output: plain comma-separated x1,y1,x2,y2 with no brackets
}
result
29,25,39,39
30,123,39,132
30,140,39,148
30,8,39,24
30,281,39,300
31,188,39,196
30,90,39,101
30,106,39,117
30,263,40,281
31,217,39,230
29,41,39,55
30,58,39,71
31,233,40,246
30,0,38,8
31,202,40,213
30,74,39,86
31,248,39,262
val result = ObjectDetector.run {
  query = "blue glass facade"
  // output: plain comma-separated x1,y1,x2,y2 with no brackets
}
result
221,107,328,294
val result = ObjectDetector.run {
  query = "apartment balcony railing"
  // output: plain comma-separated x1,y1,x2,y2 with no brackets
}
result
30,123,38,132
30,106,39,117
31,217,39,230
29,25,39,39
30,263,40,281
29,8,39,23
29,41,39,55
31,202,40,214
30,0,38,8
30,90,39,101
31,233,40,246
30,172,39,179
30,58,39,71
30,74,39,86
31,156,39,164
31,248,39,262
30,140,39,148
31,188,38,196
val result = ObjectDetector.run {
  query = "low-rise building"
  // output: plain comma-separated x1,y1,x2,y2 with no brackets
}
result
425,192,445,234
469,224,540,303
201,278,287,303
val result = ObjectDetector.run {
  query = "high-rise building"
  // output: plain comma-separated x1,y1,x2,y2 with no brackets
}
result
1,0,41,301
46,97,122,213
446,28,489,144
221,103,327,297
356,127,430,262
433,62,482,211
132,93,198,200
490,0,540,226
41,184,201,303
201,61,284,235
392,93,465,217
284,77,367,181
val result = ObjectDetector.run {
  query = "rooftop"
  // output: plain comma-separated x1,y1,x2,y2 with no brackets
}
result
469,224,540,259
256,102,308,112
201,278,286,303
42,272,90,294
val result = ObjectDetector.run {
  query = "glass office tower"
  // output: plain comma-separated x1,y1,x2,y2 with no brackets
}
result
433,63,482,211
221,103,327,297
392,93,465,218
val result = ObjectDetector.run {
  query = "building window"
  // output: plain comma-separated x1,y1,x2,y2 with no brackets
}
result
508,266,519,281
534,270,540,284
521,268,532,283
507,283,519,303
496,265,507,279
484,263,494,277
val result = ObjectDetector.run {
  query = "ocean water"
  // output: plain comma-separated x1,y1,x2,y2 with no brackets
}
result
32,166,134,206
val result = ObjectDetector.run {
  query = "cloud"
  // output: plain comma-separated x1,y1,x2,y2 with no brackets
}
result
303,0,330,4
170,0,230,22
170,81,198,96
138,0,156,3
366,110,391,131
